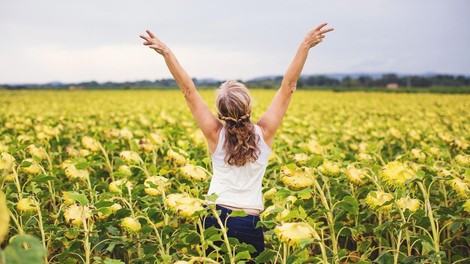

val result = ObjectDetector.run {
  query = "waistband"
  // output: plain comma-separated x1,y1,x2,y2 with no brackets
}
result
207,204,261,219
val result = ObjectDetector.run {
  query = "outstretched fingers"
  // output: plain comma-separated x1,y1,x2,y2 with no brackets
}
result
312,22,334,33
146,30,156,38
320,27,334,34
314,22,328,31
303,22,334,47
140,34,150,43
140,31,158,46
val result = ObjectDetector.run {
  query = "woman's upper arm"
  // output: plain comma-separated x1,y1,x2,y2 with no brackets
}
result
185,90,223,152
256,86,293,147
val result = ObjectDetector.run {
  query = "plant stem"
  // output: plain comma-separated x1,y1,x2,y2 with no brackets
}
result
83,219,93,264
196,219,207,257
130,165,150,178
378,213,383,256
282,243,287,264
313,176,338,261
209,205,235,264
98,142,114,182
318,228,328,264
34,200,49,264
417,181,441,263
394,227,403,264
47,181,57,212
139,216,166,254
13,167,22,199
9,210,24,234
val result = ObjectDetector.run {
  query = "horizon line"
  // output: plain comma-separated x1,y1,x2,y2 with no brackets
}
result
2,71,470,86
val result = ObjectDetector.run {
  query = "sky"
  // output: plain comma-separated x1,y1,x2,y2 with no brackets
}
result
1,0,469,84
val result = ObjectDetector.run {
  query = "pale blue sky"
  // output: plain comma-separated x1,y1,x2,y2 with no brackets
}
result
0,0,469,84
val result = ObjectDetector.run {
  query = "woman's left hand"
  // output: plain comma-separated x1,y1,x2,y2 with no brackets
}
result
140,30,169,55
302,22,334,49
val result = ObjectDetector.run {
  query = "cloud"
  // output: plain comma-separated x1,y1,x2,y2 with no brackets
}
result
0,44,160,83
1,0,469,83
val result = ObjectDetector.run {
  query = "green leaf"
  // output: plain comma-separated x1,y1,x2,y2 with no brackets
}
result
298,238,315,248
161,253,172,263
103,259,125,264
419,235,435,255
203,226,220,239
182,231,200,244
450,221,462,233
374,221,392,234
235,250,251,261
464,168,470,178
75,161,89,170
158,168,170,175
357,239,372,253
257,220,277,229
106,226,120,236
64,192,89,205
204,193,218,203
276,188,292,199
229,210,248,218
142,244,158,255
94,200,114,208
298,205,308,219
19,161,32,167
310,155,324,167
338,248,348,259
285,163,297,172
3,235,46,264
284,209,300,221
255,249,278,263
297,188,312,199
375,251,394,264
202,157,211,166
32,174,55,183
337,196,359,216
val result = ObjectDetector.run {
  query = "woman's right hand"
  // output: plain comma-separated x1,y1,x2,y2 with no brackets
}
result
140,30,169,55
302,22,334,48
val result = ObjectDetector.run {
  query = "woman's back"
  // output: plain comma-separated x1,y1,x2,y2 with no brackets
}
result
208,124,272,211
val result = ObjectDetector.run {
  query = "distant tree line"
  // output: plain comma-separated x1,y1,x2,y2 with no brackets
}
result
1,74,469,90
245,74,470,89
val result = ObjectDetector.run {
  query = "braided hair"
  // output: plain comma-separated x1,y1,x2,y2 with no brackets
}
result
216,80,260,167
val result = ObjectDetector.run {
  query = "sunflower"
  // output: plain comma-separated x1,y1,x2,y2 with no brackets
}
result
121,217,141,233
274,222,319,245
365,191,394,212
180,164,208,181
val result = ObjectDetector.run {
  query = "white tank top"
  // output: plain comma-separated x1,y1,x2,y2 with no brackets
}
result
207,124,271,211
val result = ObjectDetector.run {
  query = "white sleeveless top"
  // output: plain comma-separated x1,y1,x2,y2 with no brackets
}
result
207,124,272,211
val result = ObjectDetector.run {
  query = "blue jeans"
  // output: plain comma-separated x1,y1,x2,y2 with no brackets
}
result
203,205,265,257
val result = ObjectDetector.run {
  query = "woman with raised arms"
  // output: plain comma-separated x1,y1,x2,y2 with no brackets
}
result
139,22,333,257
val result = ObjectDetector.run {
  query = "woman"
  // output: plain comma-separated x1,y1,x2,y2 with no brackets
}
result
140,23,334,257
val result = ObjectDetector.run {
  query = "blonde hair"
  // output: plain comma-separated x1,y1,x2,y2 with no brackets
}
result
216,80,260,166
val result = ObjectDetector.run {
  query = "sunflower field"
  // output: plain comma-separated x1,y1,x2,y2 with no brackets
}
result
0,89,469,264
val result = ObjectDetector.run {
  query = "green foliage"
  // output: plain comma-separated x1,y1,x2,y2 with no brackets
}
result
0,90,469,263
1,235,46,264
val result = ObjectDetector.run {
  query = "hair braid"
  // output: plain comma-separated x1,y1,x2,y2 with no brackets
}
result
216,80,260,166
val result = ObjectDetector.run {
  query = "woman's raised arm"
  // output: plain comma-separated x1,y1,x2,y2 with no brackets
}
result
140,30,222,152
257,23,334,147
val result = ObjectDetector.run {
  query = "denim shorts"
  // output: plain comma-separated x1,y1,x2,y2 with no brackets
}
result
203,204,265,257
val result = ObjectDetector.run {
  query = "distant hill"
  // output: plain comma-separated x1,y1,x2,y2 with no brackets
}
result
1,72,469,90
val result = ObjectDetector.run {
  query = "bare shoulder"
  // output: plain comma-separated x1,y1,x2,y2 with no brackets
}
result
208,125,223,155
256,123,274,148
